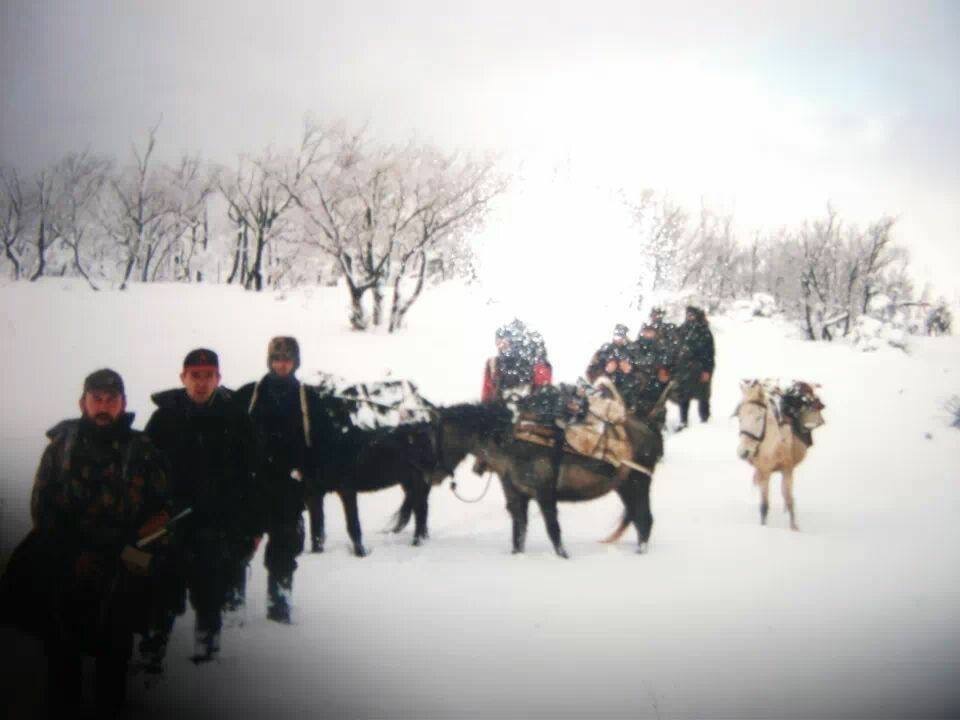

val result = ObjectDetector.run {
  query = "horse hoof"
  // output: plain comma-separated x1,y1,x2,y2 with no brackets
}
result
354,546,368,558
511,548,524,555
411,536,422,547
555,547,570,559
636,542,648,555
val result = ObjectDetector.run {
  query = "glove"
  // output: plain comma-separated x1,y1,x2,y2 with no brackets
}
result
120,545,153,576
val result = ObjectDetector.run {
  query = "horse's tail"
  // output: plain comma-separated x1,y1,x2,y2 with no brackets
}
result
600,512,631,544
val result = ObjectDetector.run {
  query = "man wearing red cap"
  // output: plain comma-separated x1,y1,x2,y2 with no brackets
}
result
144,349,258,663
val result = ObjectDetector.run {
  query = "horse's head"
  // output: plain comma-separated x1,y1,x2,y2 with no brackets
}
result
432,402,513,476
736,379,768,461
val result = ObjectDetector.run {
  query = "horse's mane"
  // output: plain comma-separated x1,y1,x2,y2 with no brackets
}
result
440,402,513,437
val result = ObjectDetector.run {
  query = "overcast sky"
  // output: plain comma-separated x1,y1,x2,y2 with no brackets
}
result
2,0,958,296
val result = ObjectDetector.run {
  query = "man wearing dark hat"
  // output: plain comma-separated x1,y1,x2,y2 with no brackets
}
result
144,349,257,662
235,336,323,623
673,306,716,428
26,368,172,716
585,324,633,383
481,320,550,403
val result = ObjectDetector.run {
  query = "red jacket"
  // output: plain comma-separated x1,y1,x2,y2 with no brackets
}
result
481,358,552,403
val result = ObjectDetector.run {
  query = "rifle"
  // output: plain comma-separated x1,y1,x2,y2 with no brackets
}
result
136,507,193,549
98,507,193,632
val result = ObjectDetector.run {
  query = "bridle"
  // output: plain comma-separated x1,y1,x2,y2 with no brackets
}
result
737,398,769,458
429,407,497,503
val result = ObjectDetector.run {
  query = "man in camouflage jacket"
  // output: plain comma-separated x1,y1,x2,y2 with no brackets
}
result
29,368,171,716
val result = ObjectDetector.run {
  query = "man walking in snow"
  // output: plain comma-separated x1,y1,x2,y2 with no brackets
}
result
235,337,325,623
27,369,172,716
673,306,715,428
144,349,258,662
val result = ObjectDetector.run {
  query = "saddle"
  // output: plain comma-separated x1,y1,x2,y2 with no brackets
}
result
512,377,633,467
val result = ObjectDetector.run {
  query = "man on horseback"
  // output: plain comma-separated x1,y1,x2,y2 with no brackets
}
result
481,320,552,403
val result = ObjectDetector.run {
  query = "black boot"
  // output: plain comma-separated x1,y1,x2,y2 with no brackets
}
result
191,628,221,664
266,573,293,624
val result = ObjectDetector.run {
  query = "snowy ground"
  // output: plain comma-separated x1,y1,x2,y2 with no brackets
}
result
2,280,959,719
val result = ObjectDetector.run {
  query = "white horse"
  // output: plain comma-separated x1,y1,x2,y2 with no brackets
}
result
735,380,824,530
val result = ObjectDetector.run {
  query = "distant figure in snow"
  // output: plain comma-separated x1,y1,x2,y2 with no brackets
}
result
672,306,715,429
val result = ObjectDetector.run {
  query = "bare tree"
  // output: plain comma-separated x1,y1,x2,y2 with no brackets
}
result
52,152,112,290
102,126,173,289
630,190,688,297
289,127,504,331
0,167,31,280
219,121,323,291
147,155,214,282
387,148,505,331
29,169,58,281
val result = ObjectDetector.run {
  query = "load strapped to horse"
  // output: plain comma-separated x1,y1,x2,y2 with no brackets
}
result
315,374,434,429
734,379,825,531
510,376,661,476
307,375,441,555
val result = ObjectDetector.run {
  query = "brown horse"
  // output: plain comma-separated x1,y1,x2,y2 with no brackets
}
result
435,402,663,557
735,380,825,530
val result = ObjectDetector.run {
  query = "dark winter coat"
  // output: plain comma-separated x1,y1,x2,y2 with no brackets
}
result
643,321,679,370
144,387,258,541
674,316,715,398
5,415,172,644
234,374,339,522
585,341,634,383
628,337,671,417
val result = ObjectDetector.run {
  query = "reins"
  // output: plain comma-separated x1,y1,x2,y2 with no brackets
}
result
431,408,498,504
450,471,495,503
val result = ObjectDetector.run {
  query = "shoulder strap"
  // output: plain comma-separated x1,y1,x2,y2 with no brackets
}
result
61,423,80,472
247,380,262,415
300,384,312,448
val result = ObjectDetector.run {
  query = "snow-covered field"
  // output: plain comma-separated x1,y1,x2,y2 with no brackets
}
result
2,280,959,719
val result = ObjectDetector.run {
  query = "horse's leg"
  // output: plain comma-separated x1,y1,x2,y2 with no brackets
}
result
412,480,431,546
607,481,636,545
535,488,568,559
501,477,529,555
633,471,654,552
306,491,325,553
390,491,414,534
336,489,368,557
755,469,771,525
781,468,798,531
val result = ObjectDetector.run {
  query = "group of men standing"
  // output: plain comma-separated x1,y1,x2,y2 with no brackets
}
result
586,306,716,428
481,307,716,430
1,336,322,716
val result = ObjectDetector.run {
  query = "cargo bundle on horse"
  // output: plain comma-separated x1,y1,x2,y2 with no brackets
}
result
438,377,664,557
308,379,440,556
734,379,825,530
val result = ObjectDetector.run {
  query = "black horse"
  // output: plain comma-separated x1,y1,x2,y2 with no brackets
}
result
308,395,442,557
433,402,663,558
